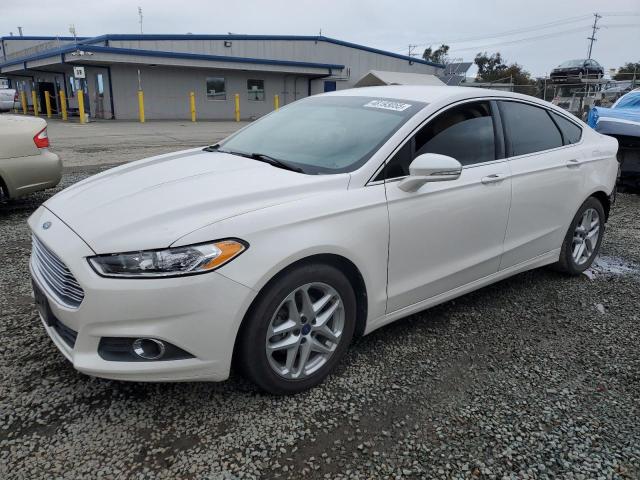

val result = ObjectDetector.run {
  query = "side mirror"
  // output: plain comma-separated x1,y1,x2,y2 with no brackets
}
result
398,153,462,192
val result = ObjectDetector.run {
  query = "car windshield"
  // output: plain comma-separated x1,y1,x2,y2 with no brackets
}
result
558,59,585,68
219,95,426,174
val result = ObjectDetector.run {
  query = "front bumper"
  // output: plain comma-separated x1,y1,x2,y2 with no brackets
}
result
28,206,256,382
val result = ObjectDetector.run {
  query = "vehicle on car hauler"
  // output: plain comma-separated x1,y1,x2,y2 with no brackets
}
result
28,86,618,394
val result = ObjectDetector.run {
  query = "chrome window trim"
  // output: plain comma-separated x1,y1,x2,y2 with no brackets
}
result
366,95,586,186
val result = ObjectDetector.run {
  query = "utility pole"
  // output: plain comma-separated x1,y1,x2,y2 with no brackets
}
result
138,7,144,34
17,26,23,36
587,13,602,59
408,44,418,58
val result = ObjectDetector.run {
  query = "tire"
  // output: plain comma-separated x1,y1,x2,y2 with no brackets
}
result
554,197,605,275
237,263,357,394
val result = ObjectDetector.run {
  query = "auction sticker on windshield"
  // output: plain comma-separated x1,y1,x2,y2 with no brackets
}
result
363,100,413,112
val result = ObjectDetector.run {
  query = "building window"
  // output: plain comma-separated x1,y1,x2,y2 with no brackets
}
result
206,77,226,100
324,81,337,92
247,79,265,101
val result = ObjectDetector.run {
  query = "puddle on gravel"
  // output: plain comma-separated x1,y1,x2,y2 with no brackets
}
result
583,255,640,280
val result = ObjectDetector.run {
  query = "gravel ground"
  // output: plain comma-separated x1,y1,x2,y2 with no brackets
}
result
1,167,639,479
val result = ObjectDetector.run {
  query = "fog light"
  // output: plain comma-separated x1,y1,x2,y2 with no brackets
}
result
98,337,194,362
132,338,166,360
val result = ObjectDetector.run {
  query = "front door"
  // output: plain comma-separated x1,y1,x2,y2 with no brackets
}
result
383,100,512,312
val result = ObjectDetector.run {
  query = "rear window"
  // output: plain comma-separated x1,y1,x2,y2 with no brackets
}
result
550,112,582,145
500,101,563,156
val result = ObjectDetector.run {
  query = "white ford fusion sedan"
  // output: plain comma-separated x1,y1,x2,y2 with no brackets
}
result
29,86,618,394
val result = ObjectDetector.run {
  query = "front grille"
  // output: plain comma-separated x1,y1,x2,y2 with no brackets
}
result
31,235,85,308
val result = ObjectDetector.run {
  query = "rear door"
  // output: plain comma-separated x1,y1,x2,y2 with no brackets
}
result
498,100,584,270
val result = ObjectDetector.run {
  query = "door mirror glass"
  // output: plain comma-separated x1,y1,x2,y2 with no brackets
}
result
398,153,462,192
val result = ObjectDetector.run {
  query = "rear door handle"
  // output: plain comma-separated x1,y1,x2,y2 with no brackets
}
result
481,173,508,184
566,159,581,168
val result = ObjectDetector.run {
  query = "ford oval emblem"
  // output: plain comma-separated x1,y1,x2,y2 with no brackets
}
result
42,221,52,230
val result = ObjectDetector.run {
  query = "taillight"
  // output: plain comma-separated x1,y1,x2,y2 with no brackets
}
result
13,92,18,102
33,127,50,149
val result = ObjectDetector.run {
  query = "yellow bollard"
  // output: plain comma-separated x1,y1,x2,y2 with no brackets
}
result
44,91,52,118
77,90,86,124
31,90,39,116
138,90,145,123
274,94,280,111
20,91,27,114
59,90,68,121
234,93,240,122
189,91,196,122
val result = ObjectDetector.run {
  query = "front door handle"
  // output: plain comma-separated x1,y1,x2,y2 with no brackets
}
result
566,159,581,168
481,173,508,184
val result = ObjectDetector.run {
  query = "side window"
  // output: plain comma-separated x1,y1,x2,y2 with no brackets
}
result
550,112,582,145
247,79,265,101
377,101,496,180
500,101,563,156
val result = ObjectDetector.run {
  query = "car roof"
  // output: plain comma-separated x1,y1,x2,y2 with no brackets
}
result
325,85,542,105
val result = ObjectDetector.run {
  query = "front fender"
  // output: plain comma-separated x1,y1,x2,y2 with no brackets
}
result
173,183,390,324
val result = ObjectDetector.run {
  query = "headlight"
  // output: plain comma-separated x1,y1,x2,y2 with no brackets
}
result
88,239,247,278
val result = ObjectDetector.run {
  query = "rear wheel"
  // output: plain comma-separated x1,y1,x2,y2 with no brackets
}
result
237,263,356,394
554,197,605,275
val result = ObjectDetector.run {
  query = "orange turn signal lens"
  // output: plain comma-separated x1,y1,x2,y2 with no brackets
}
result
202,240,246,270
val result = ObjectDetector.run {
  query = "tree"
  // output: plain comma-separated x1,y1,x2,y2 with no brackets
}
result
474,52,507,79
423,44,449,65
474,51,536,94
614,62,640,80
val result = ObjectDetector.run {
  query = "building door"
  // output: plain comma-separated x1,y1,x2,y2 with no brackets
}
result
38,82,57,114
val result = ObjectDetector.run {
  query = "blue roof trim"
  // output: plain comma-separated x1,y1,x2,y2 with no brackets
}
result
1,33,444,70
0,44,343,71
0,36,89,41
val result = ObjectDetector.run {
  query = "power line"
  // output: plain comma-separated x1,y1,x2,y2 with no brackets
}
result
392,14,593,52
445,22,638,54
393,11,639,55
447,25,593,52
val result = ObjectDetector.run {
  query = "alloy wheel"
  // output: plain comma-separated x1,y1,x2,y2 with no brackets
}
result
265,282,344,379
572,207,600,265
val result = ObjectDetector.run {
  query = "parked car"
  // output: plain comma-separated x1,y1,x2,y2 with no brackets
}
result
29,86,618,394
0,88,18,112
550,59,604,82
0,115,61,201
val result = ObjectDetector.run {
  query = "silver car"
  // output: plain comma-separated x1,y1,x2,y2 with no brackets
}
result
0,115,61,201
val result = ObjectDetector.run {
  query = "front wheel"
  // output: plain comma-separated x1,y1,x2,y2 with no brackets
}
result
237,263,356,394
554,197,605,275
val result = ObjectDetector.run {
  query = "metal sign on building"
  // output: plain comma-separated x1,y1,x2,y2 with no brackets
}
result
73,66,85,79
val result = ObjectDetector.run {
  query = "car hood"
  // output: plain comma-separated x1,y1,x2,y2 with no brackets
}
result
44,148,350,253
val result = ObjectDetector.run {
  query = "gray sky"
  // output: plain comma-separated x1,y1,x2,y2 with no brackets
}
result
2,0,639,78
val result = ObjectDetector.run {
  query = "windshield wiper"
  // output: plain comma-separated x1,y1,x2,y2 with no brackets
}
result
203,145,304,173
248,153,304,173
